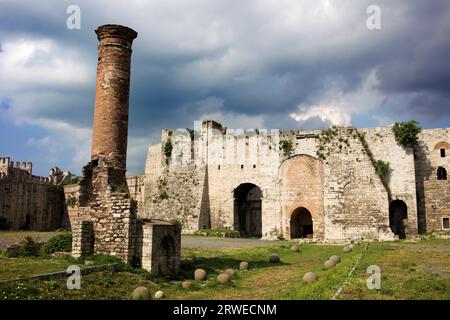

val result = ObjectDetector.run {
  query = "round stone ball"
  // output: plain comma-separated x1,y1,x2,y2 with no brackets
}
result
329,255,341,264
348,244,354,249
324,259,336,269
303,272,318,284
154,290,164,300
343,246,352,253
224,268,236,278
131,287,150,300
182,281,192,289
217,273,231,284
239,261,249,270
269,254,280,263
194,268,207,281
291,245,300,252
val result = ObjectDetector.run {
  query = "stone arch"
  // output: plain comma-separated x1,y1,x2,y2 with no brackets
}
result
157,235,177,276
278,154,324,240
290,207,313,239
437,167,447,180
433,141,450,150
389,200,408,239
233,183,262,238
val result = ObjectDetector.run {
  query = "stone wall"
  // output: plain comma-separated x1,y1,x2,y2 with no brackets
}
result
0,156,69,231
140,120,449,242
415,129,450,232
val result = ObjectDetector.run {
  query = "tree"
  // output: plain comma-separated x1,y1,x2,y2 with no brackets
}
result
392,120,422,148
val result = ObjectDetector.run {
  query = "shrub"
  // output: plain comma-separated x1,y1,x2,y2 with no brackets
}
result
279,140,293,156
375,160,391,178
0,216,11,230
114,184,129,193
41,233,72,255
164,140,173,158
392,120,422,148
6,236,42,257
69,176,81,184
170,219,183,230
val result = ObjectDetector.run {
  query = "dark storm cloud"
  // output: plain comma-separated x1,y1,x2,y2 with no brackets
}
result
1,0,449,175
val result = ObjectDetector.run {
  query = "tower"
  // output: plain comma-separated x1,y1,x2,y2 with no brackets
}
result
81,24,138,202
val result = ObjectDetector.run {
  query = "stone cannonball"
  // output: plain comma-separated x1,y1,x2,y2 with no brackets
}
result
182,281,192,289
324,259,336,270
239,261,249,270
329,255,341,264
217,273,231,284
154,290,164,300
303,272,318,284
131,287,150,300
224,268,236,278
343,246,352,253
269,254,280,263
194,268,207,281
291,245,300,252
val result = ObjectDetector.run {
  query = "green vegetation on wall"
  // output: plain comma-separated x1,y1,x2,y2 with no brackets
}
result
164,140,173,158
355,130,392,199
279,140,293,156
392,120,422,148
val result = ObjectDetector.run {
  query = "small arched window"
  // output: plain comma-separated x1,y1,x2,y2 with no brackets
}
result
437,167,447,180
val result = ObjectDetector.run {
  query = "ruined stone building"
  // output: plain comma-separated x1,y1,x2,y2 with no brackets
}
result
0,157,71,230
69,24,180,276
141,120,450,242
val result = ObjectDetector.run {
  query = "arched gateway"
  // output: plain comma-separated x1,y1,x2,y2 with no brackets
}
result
290,207,313,239
233,183,262,238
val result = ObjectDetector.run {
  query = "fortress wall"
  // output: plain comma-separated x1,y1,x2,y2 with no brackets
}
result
203,122,282,238
322,128,394,242
416,129,450,231
0,169,65,230
362,127,418,236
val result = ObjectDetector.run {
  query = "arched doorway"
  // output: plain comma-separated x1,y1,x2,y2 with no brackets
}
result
389,200,408,239
233,183,262,238
290,207,313,239
157,235,176,276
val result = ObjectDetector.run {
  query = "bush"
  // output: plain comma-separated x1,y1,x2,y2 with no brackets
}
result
170,219,183,230
164,140,173,158
41,233,72,255
375,160,391,178
279,140,293,156
69,176,81,184
0,216,11,230
6,236,42,257
393,120,422,148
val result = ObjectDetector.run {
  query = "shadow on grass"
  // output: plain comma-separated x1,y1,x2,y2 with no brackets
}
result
178,256,290,279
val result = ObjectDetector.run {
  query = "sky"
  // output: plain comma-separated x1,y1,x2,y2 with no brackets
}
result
0,0,449,176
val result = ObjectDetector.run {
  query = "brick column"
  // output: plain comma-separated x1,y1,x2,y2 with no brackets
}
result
91,24,138,187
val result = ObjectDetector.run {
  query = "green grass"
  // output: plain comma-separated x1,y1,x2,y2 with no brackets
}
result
0,240,449,300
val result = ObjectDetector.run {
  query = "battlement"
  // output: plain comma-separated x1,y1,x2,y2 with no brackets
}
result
0,156,33,176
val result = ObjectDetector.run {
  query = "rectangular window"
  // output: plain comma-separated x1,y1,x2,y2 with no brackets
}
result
241,165,244,169
444,218,450,229
218,165,220,170
441,149,446,157
253,164,256,169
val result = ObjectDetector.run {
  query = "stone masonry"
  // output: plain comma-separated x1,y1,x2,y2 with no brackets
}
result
71,25,180,276
141,120,450,242
0,156,71,230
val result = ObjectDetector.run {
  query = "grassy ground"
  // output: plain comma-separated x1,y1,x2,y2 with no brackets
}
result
0,231,64,249
0,239,449,300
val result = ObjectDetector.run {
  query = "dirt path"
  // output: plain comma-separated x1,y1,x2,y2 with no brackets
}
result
0,231,283,250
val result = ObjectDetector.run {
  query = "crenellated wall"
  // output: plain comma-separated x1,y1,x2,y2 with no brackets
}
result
0,157,70,230
140,120,450,242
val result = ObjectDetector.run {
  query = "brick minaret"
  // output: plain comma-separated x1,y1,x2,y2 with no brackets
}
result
79,24,138,205
91,24,137,176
